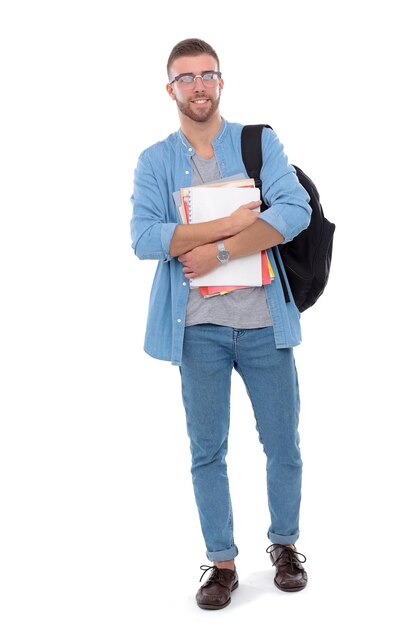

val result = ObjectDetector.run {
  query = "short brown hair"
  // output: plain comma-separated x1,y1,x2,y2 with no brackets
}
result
167,38,220,78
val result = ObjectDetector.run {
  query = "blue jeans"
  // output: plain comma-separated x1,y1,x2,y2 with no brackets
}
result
180,324,302,562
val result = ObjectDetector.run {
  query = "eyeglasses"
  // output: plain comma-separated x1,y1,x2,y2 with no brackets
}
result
169,70,222,90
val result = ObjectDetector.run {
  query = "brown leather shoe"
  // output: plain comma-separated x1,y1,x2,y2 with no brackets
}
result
266,544,308,592
196,565,239,610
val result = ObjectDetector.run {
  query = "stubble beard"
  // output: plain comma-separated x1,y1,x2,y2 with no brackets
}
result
175,92,221,123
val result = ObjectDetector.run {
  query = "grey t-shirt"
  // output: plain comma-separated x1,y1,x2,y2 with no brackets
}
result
185,153,272,329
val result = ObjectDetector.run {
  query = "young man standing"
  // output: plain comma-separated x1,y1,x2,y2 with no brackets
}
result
130,38,311,610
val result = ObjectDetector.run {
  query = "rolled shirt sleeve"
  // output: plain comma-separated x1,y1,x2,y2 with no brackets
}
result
130,149,177,262
258,127,311,243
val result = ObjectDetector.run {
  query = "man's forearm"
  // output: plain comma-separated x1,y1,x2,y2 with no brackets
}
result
225,219,284,260
178,219,284,279
169,200,262,257
169,217,233,257
177,219,284,280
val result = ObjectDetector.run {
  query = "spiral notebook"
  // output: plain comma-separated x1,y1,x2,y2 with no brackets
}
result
184,185,262,288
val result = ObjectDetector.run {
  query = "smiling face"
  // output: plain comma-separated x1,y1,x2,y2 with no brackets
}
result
166,54,224,124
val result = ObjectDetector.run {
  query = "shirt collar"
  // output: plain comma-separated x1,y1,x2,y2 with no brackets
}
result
177,118,228,155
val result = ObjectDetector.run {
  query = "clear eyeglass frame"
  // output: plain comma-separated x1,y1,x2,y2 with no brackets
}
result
169,71,222,90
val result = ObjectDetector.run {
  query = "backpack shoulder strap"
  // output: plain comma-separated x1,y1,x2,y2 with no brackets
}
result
241,124,272,187
240,124,290,304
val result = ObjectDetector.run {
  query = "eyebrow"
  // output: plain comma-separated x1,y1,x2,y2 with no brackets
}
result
174,70,217,77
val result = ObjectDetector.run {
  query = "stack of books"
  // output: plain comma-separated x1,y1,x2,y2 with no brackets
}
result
173,177,274,297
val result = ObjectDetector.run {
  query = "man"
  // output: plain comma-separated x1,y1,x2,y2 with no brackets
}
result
130,38,311,610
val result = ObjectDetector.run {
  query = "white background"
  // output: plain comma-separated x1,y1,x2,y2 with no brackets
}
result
1,0,416,624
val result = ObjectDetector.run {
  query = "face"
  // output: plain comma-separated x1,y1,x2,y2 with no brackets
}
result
166,54,224,123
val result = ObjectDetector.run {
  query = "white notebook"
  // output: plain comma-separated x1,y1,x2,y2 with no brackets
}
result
186,186,262,288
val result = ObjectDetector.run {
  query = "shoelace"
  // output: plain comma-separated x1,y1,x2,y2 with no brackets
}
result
266,544,307,571
198,564,233,587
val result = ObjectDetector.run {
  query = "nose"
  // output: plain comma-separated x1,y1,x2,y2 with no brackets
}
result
193,75,206,90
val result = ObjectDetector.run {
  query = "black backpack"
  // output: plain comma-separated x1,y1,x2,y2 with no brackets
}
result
241,124,335,313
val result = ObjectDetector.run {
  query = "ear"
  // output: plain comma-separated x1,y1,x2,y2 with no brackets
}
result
166,83,176,100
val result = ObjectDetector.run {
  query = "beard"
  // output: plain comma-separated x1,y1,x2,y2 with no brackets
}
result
175,92,221,123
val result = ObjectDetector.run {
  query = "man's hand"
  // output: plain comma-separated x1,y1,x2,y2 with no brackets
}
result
228,200,261,235
178,243,219,280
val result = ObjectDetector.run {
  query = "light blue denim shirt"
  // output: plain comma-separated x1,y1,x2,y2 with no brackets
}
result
130,119,311,365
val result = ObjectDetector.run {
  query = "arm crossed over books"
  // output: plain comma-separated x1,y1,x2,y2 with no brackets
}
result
178,218,283,280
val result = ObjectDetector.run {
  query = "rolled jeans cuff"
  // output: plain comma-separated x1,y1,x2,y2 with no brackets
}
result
268,529,300,546
206,544,239,563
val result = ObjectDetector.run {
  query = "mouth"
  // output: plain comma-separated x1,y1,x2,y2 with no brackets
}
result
191,98,210,105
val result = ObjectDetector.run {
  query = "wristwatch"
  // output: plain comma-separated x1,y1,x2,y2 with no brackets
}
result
216,240,230,264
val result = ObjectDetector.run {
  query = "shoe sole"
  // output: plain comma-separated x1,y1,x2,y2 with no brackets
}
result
197,580,239,610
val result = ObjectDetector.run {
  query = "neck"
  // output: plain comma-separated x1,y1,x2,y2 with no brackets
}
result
179,112,223,156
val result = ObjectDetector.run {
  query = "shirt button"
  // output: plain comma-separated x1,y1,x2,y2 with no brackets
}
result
185,170,189,175
177,318,182,323
188,147,192,152
182,281,187,286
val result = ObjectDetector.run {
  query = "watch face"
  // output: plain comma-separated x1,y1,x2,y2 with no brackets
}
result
218,250,229,262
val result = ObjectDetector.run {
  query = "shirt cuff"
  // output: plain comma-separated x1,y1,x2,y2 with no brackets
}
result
160,222,178,262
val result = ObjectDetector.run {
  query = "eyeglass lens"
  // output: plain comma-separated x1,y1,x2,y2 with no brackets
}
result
177,72,220,89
